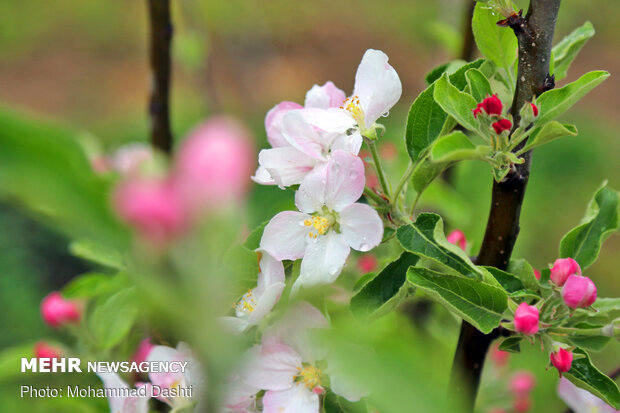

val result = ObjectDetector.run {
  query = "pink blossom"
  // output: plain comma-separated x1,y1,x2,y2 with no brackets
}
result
260,151,383,289
513,397,531,413
110,142,153,176
305,81,347,110
562,275,597,309
513,302,539,335
558,377,619,413
509,371,536,397
473,94,503,118
550,257,581,286
41,292,81,328
490,343,510,367
174,116,255,209
113,176,187,244
357,254,378,273
550,348,573,376
447,229,467,250
533,269,541,280
97,371,150,413
34,342,62,359
220,251,286,333
131,338,154,365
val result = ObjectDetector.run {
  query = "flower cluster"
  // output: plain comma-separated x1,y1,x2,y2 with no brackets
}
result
472,94,514,137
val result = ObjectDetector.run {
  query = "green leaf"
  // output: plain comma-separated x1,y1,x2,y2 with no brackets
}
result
396,213,483,279
350,252,419,321
89,288,139,349
567,335,611,353
243,220,268,250
482,266,525,293
410,157,450,194
498,336,522,353
592,298,620,313
323,390,366,413
62,272,114,299
407,267,507,334
507,259,540,292
69,239,125,270
560,183,619,269
565,348,620,409
433,73,479,133
472,2,518,68
406,60,485,161
520,122,578,153
465,68,493,102
430,131,490,163
552,21,595,81
535,71,610,125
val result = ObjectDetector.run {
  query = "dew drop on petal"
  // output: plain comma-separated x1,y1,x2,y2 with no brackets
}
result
359,243,370,252
349,170,358,180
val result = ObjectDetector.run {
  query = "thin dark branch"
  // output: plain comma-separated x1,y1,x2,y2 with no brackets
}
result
460,0,477,62
147,0,173,154
449,1,562,411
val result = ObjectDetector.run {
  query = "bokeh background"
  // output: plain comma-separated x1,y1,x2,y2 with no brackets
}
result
1,1,618,412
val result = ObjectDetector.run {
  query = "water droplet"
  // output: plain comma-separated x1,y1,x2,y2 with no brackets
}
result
382,111,390,117
360,243,370,251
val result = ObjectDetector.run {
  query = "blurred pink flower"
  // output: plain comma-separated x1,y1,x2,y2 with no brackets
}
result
41,292,81,328
34,342,62,359
132,338,155,365
110,142,153,176
509,371,536,397
358,254,378,273
558,377,619,413
490,343,510,367
447,229,467,250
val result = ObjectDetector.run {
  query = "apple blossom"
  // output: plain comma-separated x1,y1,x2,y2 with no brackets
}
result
131,338,154,365
110,142,153,176
509,371,536,397
260,150,383,289
558,377,618,413
550,257,582,286
220,251,286,333
490,343,510,367
533,269,541,280
447,229,467,250
513,397,531,413
34,342,62,359
473,94,503,118
41,291,81,328
562,275,597,309
357,254,378,273
492,118,512,134
513,302,539,335
174,116,255,209
97,371,150,413
550,348,573,376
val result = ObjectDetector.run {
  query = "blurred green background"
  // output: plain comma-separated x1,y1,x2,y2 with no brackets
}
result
0,0,618,412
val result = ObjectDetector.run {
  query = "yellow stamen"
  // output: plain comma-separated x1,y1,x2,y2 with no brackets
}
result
234,289,257,316
296,365,323,390
341,95,366,129
306,216,330,239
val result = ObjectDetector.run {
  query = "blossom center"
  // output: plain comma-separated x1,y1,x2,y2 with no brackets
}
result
296,364,323,390
234,289,257,318
341,95,366,129
304,216,331,239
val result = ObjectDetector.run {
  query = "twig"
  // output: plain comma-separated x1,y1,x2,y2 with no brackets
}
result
449,1,562,411
147,0,174,154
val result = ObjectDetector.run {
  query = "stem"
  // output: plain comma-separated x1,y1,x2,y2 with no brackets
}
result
392,161,415,205
364,187,386,205
449,1,561,411
147,0,174,154
366,138,391,198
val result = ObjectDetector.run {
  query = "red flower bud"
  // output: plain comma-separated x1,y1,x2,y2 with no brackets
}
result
473,94,503,118
513,397,532,413
533,269,541,280
447,229,467,250
514,302,539,335
530,103,538,117
34,342,62,359
550,258,581,286
550,348,573,376
510,371,536,397
357,254,378,273
562,275,597,309
41,292,81,328
492,118,512,134
490,343,510,367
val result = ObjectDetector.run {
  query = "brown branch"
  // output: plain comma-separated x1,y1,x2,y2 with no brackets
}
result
147,0,173,154
449,1,562,411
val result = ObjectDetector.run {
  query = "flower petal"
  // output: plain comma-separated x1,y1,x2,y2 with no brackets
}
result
261,211,311,261
96,372,130,412
295,163,328,214
263,384,320,413
324,150,365,211
329,372,368,402
248,282,286,326
330,130,363,155
301,107,355,134
265,101,303,147
281,111,327,160
338,203,383,251
296,232,350,288
251,165,276,185
241,343,302,391
219,316,250,334
256,251,286,292
258,147,318,188
353,49,402,126
304,81,347,109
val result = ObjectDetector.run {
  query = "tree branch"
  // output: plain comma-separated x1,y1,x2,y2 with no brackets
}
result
449,1,562,411
147,0,174,154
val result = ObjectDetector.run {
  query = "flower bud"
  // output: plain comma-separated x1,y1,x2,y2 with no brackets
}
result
518,101,539,127
41,292,81,328
174,116,255,211
550,348,573,376
562,275,597,309
113,177,188,244
34,342,62,359
357,254,378,273
447,229,467,250
513,397,531,413
533,269,541,280
473,94,503,118
492,118,512,134
550,258,581,286
510,371,536,397
531,103,539,117
131,338,154,365
514,302,539,335
490,343,510,367
110,142,153,176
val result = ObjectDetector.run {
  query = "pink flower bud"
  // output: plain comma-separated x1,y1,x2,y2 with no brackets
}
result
34,342,62,359
514,302,539,335
131,338,154,365
113,177,187,244
357,254,378,273
550,258,581,286
174,116,255,211
447,229,467,250
513,397,531,413
265,102,302,148
473,94,503,118
492,118,512,134
41,292,81,328
562,275,597,309
533,269,541,280
490,343,510,367
550,348,573,376
510,371,536,397
530,103,539,117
